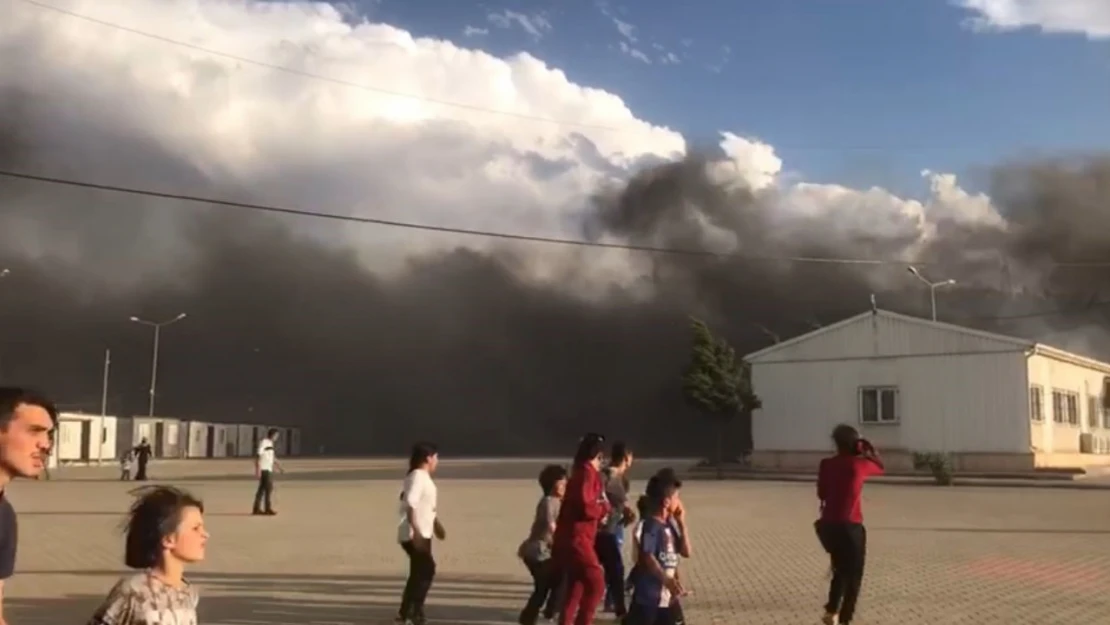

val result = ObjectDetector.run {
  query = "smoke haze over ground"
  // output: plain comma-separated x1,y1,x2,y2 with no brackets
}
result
2,1,1110,455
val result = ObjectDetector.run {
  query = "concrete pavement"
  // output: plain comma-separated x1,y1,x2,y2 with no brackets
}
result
6,458,1110,624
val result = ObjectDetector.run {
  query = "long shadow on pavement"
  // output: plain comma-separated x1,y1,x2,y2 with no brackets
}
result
9,572,527,624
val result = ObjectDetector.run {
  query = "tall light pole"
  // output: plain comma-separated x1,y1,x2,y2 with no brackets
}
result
130,313,187,417
907,266,956,322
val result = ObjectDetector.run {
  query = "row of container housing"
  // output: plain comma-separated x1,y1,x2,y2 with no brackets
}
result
50,414,301,465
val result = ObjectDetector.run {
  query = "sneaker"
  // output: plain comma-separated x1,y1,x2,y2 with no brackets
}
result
821,612,838,625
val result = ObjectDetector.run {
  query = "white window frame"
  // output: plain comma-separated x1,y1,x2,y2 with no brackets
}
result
1029,385,1044,422
1089,395,1100,429
858,386,900,425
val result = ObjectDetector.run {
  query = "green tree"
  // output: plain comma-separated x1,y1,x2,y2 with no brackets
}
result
682,317,761,477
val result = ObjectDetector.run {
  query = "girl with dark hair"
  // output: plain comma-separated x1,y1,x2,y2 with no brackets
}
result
814,424,884,625
517,464,568,625
396,442,445,625
553,433,610,625
86,486,208,625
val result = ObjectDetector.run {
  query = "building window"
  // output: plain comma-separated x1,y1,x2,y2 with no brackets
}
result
1053,389,1080,426
1103,397,1110,430
859,387,899,424
1090,396,1100,429
1030,386,1044,422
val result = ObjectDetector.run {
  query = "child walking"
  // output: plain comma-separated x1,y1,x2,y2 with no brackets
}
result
86,486,209,625
624,477,689,625
814,424,884,625
120,450,134,481
517,464,568,625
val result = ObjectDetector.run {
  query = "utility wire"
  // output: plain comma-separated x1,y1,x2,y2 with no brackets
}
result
17,0,621,132
0,168,906,265
5,168,1110,269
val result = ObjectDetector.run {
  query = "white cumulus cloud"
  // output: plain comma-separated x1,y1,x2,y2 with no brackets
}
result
1,0,1005,292
956,0,1110,38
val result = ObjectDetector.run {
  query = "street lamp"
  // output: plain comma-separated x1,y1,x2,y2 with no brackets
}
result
907,266,955,322
130,313,187,417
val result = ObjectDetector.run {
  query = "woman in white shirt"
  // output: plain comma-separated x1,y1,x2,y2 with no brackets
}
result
396,442,445,625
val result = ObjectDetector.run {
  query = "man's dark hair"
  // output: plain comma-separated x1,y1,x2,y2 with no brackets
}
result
609,442,631,466
407,441,438,474
538,464,568,495
0,387,57,428
645,479,679,512
267,428,280,438
123,486,204,569
832,424,861,455
573,432,606,465
635,494,650,518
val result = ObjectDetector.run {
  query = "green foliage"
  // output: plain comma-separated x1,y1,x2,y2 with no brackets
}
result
912,451,954,485
682,318,761,418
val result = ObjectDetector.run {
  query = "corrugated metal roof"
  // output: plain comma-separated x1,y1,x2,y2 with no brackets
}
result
743,308,1110,374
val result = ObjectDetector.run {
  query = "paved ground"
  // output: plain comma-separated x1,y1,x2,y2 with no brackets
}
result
7,458,1110,624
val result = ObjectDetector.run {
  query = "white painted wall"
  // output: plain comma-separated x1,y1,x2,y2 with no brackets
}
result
1027,353,1110,453
54,414,118,463
55,419,84,461
236,425,255,457
753,350,1029,454
211,425,235,458
186,421,209,458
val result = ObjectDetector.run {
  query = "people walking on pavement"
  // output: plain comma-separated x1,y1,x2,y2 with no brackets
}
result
597,442,635,618
396,442,446,625
252,428,283,515
517,464,568,625
814,424,884,625
553,432,610,625
132,437,153,481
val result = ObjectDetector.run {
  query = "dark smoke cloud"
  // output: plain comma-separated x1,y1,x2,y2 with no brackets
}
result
4,87,1110,456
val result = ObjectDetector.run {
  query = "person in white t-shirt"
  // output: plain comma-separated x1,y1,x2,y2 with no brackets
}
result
396,441,445,625
252,429,282,516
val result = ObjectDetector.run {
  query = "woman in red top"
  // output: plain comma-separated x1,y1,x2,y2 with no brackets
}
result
552,433,610,625
815,424,884,625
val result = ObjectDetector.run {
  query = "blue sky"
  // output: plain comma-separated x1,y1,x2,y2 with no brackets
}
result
355,0,1109,197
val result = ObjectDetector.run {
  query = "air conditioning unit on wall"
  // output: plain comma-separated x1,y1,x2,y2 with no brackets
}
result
1079,432,1094,454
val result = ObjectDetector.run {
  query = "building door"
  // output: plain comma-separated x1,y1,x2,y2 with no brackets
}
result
285,428,294,455
79,420,92,461
205,426,215,457
154,422,165,457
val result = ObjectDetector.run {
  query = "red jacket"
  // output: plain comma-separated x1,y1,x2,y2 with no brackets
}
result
553,462,609,559
817,454,884,524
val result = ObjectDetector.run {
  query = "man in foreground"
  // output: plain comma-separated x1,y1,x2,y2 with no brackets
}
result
0,387,57,625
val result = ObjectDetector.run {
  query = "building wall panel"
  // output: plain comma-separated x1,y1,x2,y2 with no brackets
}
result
1027,354,1110,454
753,351,1028,454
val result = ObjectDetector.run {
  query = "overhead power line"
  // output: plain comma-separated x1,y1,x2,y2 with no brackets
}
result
18,0,621,132
0,167,909,265
5,168,1110,269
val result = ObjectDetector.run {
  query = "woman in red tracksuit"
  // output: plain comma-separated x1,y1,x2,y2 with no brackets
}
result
553,433,610,625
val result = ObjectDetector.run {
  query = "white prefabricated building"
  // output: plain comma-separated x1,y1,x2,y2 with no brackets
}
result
53,413,118,464
746,308,1110,473
117,417,182,459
